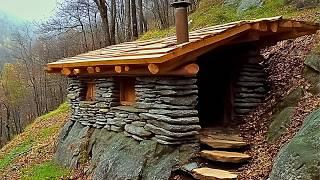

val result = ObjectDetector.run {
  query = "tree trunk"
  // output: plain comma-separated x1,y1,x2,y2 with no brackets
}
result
94,0,111,46
87,0,96,50
110,0,117,45
131,0,138,40
125,0,132,41
137,0,144,34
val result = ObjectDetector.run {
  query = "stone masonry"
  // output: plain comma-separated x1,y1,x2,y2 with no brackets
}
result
67,76,200,145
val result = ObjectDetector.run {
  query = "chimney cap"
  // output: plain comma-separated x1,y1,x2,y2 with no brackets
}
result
171,0,191,8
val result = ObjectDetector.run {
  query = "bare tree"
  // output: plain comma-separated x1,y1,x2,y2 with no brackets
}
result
93,0,111,46
125,0,132,41
131,0,138,40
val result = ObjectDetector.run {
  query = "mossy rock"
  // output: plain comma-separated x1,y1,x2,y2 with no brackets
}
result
223,0,241,6
304,67,320,95
237,0,263,13
305,53,320,73
55,121,199,180
284,0,320,8
274,88,304,114
270,108,320,180
267,107,296,142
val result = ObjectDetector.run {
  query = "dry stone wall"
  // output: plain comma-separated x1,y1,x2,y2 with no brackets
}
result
67,76,200,145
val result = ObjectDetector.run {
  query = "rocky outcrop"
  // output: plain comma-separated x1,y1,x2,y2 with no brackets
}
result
55,120,199,180
237,0,263,13
304,52,320,95
285,0,320,9
267,107,295,142
269,108,320,180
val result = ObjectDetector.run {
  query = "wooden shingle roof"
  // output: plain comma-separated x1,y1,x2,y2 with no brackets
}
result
47,16,319,76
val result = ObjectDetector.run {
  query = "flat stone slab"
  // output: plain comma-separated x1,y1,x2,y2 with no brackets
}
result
200,150,251,163
111,106,147,113
192,168,237,180
201,138,247,149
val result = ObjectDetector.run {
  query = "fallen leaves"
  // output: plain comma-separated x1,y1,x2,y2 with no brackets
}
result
237,33,320,179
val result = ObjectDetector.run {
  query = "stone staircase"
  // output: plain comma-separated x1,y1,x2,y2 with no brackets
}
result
180,128,250,180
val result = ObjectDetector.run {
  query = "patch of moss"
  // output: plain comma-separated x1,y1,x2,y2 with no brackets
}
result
40,103,70,121
274,88,304,113
140,0,295,40
0,141,33,170
305,52,320,73
139,28,175,40
267,107,296,142
39,125,61,139
21,161,70,180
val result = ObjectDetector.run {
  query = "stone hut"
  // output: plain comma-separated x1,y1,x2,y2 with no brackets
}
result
46,7,319,145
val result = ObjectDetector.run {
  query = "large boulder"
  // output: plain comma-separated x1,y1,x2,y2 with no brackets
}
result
267,107,296,142
55,121,199,180
237,0,263,13
305,52,320,73
284,0,320,9
269,108,320,180
223,0,241,6
304,52,320,95
274,88,304,113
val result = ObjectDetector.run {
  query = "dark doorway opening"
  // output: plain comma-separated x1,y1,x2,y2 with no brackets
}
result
196,45,246,127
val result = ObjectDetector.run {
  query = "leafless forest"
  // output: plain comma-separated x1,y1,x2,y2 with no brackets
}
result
0,0,198,147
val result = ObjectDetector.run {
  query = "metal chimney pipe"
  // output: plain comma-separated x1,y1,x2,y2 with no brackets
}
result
171,0,191,44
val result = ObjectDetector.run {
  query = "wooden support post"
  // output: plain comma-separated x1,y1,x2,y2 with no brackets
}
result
115,66,122,73
87,67,95,74
259,22,268,31
61,68,72,76
73,69,81,75
95,67,101,73
270,22,278,32
148,64,159,74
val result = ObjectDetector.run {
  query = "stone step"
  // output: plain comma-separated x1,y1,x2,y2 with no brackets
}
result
200,150,251,163
200,128,243,142
192,168,237,180
239,72,265,77
200,137,247,149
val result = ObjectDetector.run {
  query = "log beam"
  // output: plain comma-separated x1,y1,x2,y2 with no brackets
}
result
61,68,72,76
184,63,199,74
270,22,278,32
95,67,101,73
87,67,95,74
148,64,160,74
115,66,122,73
125,65,130,72
73,69,81,75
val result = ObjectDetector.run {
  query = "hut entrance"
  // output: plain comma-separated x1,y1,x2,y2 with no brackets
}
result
197,46,239,127
196,45,267,127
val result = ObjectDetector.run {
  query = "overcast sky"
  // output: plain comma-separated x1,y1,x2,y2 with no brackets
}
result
0,0,60,21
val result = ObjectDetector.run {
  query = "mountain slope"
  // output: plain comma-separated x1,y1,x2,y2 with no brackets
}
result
0,103,71,179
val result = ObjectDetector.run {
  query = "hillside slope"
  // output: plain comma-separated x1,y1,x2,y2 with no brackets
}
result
0,103,71,179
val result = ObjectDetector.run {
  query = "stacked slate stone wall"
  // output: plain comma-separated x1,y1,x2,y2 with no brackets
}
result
234,52,268,119
67,76,200,145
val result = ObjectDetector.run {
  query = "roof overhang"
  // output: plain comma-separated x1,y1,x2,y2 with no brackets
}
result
46,16,320,76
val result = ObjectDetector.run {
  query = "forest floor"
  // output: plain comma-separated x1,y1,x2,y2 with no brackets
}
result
238,34,320,179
